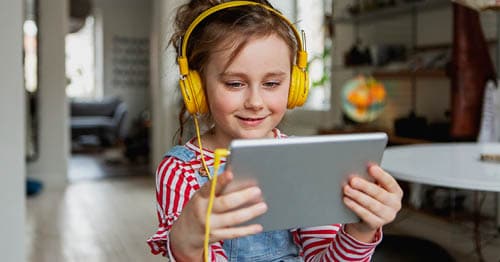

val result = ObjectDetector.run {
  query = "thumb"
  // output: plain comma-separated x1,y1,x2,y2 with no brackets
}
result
214,170,233,195
198,170,233,198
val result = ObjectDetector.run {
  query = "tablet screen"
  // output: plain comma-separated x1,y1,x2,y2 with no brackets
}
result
227,132,388,231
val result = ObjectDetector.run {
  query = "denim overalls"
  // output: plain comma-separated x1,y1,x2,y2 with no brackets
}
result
166,146,303,262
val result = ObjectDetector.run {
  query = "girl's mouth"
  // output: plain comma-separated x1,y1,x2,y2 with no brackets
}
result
237,116,266,121
236,116,267,126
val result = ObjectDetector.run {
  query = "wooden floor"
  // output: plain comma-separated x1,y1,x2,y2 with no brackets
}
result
385,208,500,262
26,153,500,262
27,150,163,262
26,175,164,262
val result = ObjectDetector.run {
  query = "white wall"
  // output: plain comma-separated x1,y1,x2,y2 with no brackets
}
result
94,0,152,131
0,0,25,260
270,0,296,20
27,0,69,188
151,0,184,171
272,0,336,136
150,0,162,171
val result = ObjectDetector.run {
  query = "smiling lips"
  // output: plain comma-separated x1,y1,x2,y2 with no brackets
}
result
236,116,267,126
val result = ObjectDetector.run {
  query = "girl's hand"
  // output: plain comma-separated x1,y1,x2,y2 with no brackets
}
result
343,164,403,243
169,170,267,261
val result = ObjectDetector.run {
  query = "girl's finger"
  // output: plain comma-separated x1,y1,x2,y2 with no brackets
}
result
210,224,263,242
368,165,403,196
343,196,384,230
211,202,267,228
221,177,259,195
349,177,401,209
344,185,388,217
212,186,264,213
214,170,234,195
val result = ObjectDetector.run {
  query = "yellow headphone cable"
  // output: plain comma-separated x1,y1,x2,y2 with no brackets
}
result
193,116,229,262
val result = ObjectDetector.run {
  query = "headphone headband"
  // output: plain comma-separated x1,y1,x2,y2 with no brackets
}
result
177,1,310,115
178,1,307,76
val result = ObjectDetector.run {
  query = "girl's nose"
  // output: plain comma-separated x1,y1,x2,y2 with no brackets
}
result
244,86,264,110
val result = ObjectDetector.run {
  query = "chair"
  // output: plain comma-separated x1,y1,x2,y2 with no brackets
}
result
70,96,128,146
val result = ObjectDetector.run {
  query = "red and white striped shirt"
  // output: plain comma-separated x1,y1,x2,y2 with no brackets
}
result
147,129,382,261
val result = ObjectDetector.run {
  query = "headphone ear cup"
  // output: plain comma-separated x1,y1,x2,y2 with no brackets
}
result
287,66,309,109
179,70,209,114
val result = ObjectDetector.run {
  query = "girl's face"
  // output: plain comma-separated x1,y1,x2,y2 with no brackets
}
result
204,34,291,147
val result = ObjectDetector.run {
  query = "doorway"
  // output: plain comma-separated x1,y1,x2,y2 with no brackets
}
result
66,1,152,182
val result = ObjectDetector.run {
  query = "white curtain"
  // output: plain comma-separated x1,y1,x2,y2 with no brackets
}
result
477,80,500,143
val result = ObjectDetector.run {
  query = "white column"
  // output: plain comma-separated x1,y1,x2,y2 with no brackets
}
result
150,0,185,171
0,0,25,260
27,0,69,188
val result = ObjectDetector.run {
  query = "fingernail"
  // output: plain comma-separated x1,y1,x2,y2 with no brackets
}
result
343,197,353,204
257,202,267,211
344,185,353,194
368,164,380,172
251,187,261,196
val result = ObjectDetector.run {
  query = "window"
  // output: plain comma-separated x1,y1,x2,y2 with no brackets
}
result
66,16,97,99
23,19,38,93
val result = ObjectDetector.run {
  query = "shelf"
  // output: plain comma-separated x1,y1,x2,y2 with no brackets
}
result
332,0,451,24
373,69,448,79
331,65,377,71
415,39,498,51
387,134,432,145
331,66,448,79
317,128,432,145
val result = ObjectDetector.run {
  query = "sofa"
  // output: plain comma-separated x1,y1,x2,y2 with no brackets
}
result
70,97,128,146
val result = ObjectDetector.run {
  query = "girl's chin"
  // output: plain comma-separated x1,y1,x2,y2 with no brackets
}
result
236,129,275,139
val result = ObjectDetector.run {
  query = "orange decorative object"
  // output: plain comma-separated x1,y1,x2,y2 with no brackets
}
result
342,75,387,123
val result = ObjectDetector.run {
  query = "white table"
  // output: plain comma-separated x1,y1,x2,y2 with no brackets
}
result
381,143,500,222
381,142,500,261
381,143,500,192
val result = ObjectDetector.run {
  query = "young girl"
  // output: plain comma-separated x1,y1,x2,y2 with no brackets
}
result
148,1,403,261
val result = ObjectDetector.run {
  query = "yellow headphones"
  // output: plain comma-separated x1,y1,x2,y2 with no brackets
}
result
177,1,309,115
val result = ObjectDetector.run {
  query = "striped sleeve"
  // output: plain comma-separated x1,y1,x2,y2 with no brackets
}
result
147,156,228,261
293,224,382,262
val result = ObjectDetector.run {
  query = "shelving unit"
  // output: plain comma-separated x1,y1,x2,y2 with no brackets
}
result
318,127,432,145
331,0,453,129
332,0,450,24
372,69,447,79
332,0,453,65
331,65,448,79
332,1,499,82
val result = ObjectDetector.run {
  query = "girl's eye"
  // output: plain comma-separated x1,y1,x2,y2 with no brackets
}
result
263,81,280,88
225,82,245,89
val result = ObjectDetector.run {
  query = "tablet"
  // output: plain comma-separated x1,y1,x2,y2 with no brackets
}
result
227,132,388,231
